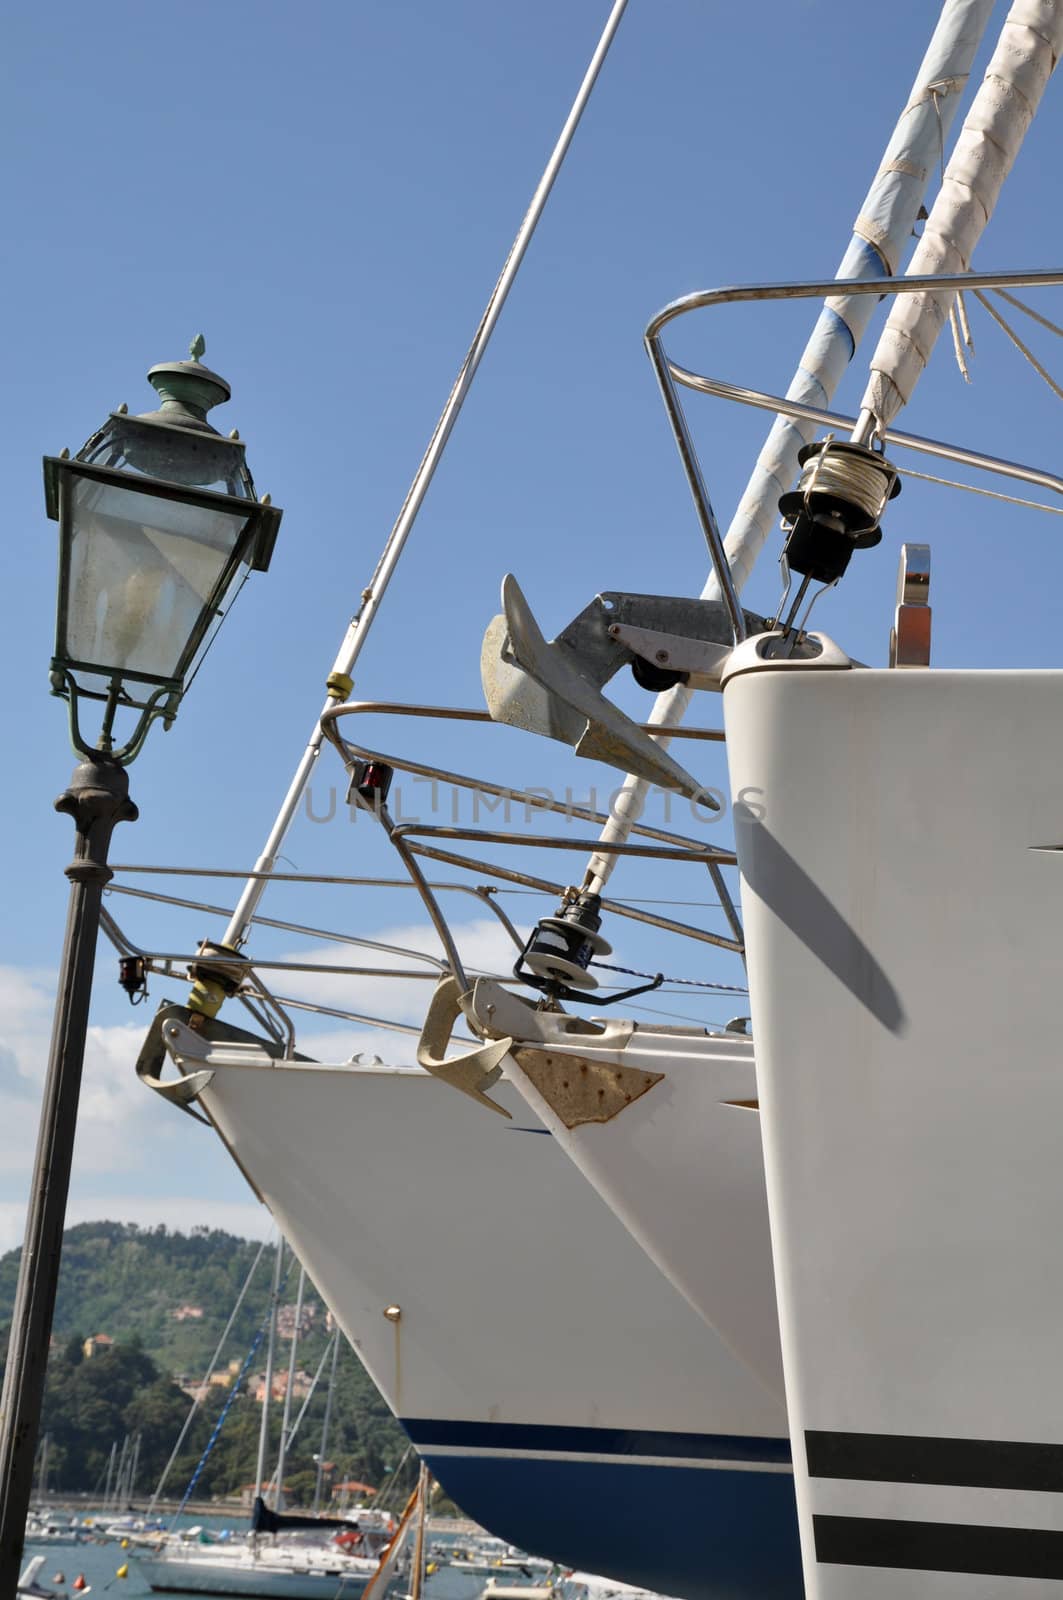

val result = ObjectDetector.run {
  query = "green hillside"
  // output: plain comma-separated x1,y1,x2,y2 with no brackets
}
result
0,1223,412,1506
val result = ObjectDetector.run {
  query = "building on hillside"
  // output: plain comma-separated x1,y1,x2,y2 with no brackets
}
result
250,1368,314,1404
277,1301,319,1340
331,1480,377,1509
83,1333,114,1359
171,1304,204,1321
174,1365,232,1399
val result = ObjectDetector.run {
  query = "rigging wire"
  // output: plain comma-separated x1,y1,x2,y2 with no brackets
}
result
992,287,1063,339
591,960,747,994
974,288,1063,403
898,465,1063,515
626,1000,745,1029
168,1256,291,1531
373,1444,414,1513
220,0,631,953
263,1332,339,1502
148,1232,272,1514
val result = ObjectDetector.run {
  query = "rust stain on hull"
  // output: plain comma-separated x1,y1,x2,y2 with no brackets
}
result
511,1046,664,1128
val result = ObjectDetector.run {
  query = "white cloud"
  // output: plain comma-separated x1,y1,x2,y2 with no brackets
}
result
271,914,522,1034
0,968,159,1173
0,961,267,1248
0,913,522,1250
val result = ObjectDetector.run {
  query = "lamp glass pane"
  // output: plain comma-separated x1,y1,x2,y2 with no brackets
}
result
63,476,251,680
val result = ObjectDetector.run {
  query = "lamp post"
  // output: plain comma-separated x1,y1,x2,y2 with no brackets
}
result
0,339,282,1589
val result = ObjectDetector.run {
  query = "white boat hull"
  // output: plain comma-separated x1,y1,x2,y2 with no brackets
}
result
496,1025,784,1399
169,1032,801,1598
726,660,1063,1596
137,1549,371,1598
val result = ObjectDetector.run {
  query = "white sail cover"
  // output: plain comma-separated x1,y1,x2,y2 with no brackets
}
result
587,0,994,888
720,0,997,595
861,0,1063,428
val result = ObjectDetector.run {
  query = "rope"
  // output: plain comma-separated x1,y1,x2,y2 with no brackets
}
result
974,289,1063,403
591,960,747,994
798,446,895,521
949,291,974,384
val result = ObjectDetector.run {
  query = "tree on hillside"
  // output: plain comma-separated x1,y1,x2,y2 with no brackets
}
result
0,1223,412,1501
40,1338,183,1494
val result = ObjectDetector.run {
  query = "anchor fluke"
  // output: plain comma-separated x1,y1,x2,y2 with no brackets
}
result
481,575,706,798
416,975,514,1118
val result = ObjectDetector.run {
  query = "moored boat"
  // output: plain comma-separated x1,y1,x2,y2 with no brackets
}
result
147,1013,798,1600
135,1537,378,1599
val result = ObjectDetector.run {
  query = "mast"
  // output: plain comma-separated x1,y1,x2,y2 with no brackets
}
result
102,1441,116,1515
202,0,630,978
111,1437,128,1515
255,1237,285,1509
410,1463,429,1600
583,0,997,894
273,1263,306,1511
313,1331,341,1514
361,1481,422,1600
854,0,1063,441
147,1234,268,1515
126,1433,141,1507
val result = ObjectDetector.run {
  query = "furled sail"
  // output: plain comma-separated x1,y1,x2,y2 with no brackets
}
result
858,0,1063,432
585,0,996,891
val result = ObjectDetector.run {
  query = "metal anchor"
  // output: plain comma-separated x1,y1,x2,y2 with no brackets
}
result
481,574,769,794
416,975,514,1118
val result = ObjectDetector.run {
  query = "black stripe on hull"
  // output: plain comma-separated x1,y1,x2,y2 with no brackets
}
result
806,1431,1063,1492
814,1515,1063,1579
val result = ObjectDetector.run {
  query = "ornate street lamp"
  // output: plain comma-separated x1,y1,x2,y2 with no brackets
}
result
45,333,280,762
0,339,282,1589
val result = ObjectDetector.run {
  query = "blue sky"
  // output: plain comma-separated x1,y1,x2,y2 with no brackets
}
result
2,0,1062,1248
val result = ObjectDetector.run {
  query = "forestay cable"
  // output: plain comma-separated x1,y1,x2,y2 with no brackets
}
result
217,0,630,960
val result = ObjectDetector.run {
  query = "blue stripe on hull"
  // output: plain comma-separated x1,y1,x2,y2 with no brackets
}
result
403,1428,802,1600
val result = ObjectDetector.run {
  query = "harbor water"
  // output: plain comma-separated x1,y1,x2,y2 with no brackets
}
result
23,1517,484,1600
